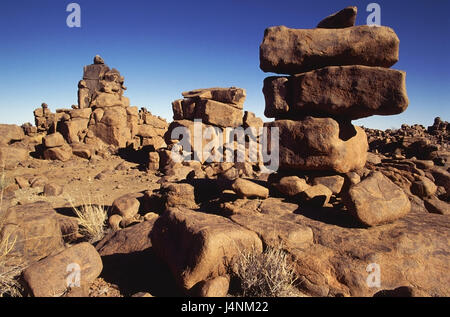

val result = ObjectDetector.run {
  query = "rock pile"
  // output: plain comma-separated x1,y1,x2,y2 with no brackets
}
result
260,6,411,225
161,87,263,179
28,56,169,162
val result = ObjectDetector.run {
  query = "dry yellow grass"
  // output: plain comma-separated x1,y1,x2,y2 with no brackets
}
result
69,195,108,244
231,244,302,297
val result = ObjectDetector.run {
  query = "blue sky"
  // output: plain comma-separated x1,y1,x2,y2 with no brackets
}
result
0,0,449,129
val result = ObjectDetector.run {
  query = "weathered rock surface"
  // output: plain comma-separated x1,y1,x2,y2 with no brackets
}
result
43,132,65,148
0,146,29,169
151,207,263,290
1,202,64,265
22,243,103,297
0,124,25,145
345,172,411,226
96,219,157,256
317,6,357,29
232,178,269,199
182,87,246,108
264,66,409,120
266,118,368,173
260,25,399,75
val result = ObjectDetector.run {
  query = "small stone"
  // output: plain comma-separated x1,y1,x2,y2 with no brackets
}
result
108,214,123,231
232,178,269,199
411,176,437,198
299,184,333,207
274,176,310,197
312,175,345,195
43,183,64,196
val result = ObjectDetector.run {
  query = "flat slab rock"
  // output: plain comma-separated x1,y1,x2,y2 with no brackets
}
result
151,207,262,291
260,25,399,75
265,117,368,173
222,197,450,297
263,66,409,120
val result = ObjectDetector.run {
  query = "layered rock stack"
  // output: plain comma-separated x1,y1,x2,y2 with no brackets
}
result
162,88,263,177
30,56,168,161
260,7,411,225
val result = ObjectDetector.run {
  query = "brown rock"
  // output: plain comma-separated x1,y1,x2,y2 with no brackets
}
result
260,25,399,75
15,176,30,189
96,219,157,256
317,6,357,29
232,178,269,199
43,132,65,148
264,66,409,120
266,118,368,174
182,87,246,108
0,124,25,145
243,111,264,129
424,196,450,215
71,143,93,159
1,202,64,265
44,183,64,196
43,145,72,162
0,146,29,169
273,176,310,197
60,118,89,144
411,176,438,198
300,184,333,206
151,207,263,290
231,213,313,249
195,99,243,128
312,175,345,195
112,193,143,220
194,276,230,297
22,243,103,297
162,183,198,209
345,172,411,226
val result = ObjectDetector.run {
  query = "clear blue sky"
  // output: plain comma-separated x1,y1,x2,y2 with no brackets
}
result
0,0,449,130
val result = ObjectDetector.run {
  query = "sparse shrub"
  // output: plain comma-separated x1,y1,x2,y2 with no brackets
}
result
230,244,300,297
70,197,108,244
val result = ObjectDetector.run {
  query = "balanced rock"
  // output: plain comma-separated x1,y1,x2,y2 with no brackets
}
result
260,25,399,75
265,118,368,173
182,87,246,108
317,6,358,29
264,66,409,120
151,207,262,291
345,172,411,226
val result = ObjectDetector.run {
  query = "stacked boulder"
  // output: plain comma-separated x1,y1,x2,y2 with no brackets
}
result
30,56,168,161
260,7,411,226
162,88,263,177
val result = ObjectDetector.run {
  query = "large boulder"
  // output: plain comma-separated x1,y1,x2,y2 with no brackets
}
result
260,25,399,75
0,202,64,265
0,146,29,169
0,124,25,145
345,172,411,226
265,118,368,173
151,207,263,290
195,99,243,128
263,66,409,120
43,132,65,148
22,243,103,297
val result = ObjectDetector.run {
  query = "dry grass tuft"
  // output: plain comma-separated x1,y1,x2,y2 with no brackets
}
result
69,196,108,244
231,244,301,297
0,164,25,297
